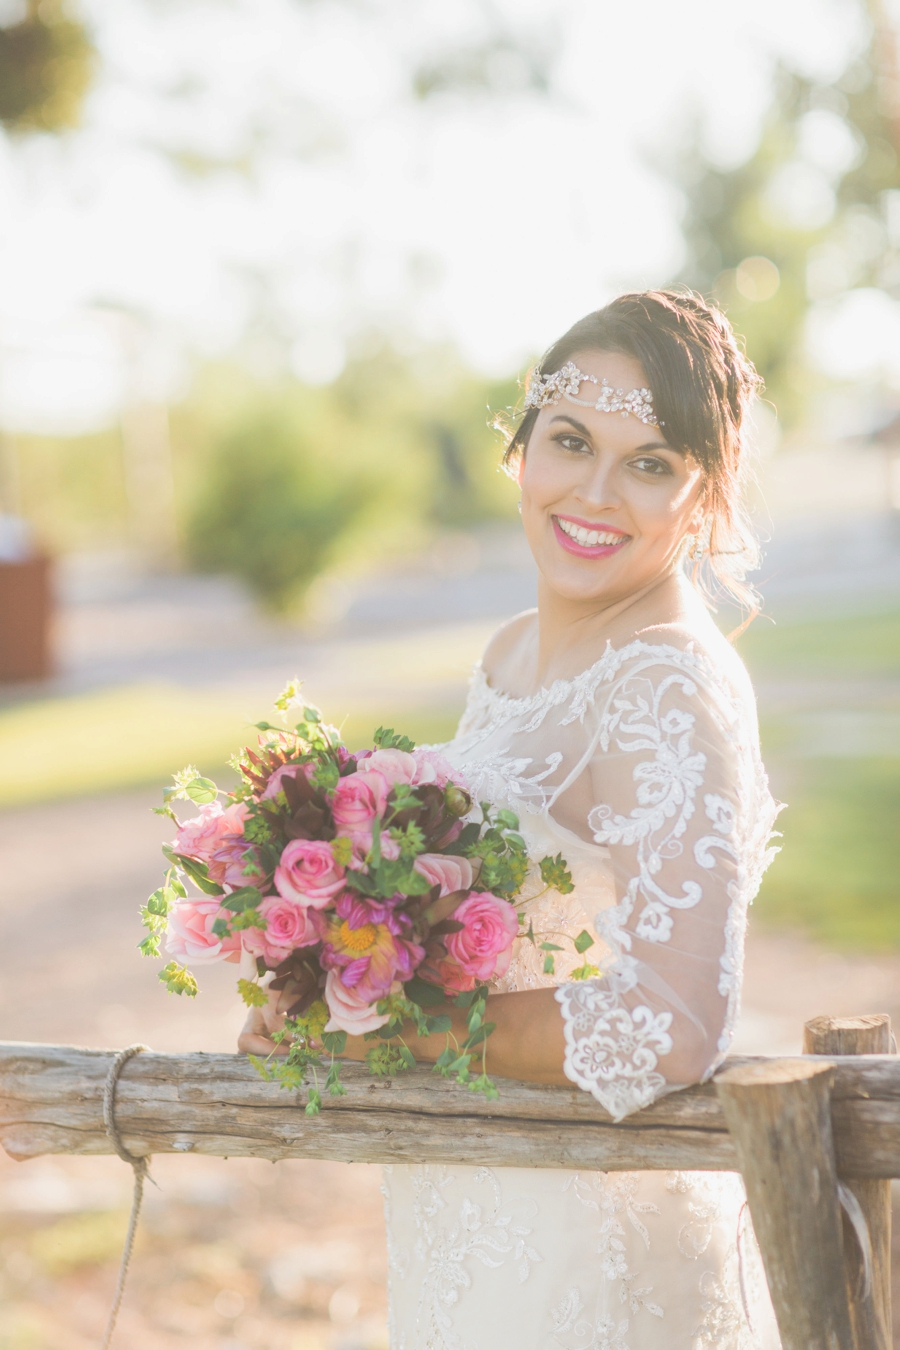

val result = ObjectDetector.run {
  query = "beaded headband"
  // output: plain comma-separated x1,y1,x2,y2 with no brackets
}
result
524,361,659,426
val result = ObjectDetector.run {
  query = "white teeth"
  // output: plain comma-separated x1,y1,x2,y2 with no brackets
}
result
558,518,624,548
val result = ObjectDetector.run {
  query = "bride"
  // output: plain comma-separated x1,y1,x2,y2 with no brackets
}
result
241,289,782,1349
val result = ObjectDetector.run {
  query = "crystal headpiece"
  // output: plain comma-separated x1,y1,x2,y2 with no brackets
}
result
524,361,658,426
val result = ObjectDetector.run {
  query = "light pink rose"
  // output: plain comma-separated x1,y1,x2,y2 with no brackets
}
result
428,954,477,993
323,970,397,1035
445,892,518,982
209,836,263,891
331,769,390,833
357,748,417,785
165,897,241,965
174,800,248,867
411,748,459,789
274,839,345,908
242,895,318,966
261,761,312,801
345,830,402,870
413,853,473,895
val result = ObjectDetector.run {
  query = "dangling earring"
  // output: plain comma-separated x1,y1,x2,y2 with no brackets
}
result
517,499,523,515
689,521,708,561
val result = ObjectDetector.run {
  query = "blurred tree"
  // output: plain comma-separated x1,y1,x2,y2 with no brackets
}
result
176,347,518,610
670,0,900,425
0,0,94,133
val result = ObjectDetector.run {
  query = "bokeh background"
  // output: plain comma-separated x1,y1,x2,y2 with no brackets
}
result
1,0,900,1346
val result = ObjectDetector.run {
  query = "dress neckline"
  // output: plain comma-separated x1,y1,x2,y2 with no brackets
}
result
474,636,707,712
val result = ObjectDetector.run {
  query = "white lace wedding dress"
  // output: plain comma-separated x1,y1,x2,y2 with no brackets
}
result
381,631,783,1350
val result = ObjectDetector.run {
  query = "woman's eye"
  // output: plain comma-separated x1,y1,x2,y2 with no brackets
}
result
630,456,672,476
552,434,590,454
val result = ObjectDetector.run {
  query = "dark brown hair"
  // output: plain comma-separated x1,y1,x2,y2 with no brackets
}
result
502,289,763,626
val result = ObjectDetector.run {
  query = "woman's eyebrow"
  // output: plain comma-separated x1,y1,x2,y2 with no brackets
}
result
548,414,681,456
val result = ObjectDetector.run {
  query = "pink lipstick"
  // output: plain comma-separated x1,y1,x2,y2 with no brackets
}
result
552,515,630,559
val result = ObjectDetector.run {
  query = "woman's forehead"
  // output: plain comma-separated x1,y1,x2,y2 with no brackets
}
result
568,348,650,389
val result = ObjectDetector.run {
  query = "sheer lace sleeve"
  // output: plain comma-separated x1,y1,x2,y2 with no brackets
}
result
551,644,778,1121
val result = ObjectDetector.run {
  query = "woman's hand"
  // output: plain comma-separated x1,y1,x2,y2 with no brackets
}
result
237,984,294,1056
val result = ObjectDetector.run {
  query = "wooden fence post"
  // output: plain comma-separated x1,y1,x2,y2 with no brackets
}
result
715,1058,854,1350
803,1013,895,1350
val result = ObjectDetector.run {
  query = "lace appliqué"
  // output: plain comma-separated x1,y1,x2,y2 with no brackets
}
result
588,670,708,946
405,1165,542,1350
555,980,673,1120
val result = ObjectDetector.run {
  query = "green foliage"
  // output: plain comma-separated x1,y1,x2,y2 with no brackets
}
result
237,978,269,1008
374,726,416,752
0,1,95,133
174,349,518,611
754,755,900,949
158,962,199,997
670,15,900,425
540,853,575,895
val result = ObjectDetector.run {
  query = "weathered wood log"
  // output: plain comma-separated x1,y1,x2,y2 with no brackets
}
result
3,1041,900,1178
803,1014,895,1350
716,1058,854,1350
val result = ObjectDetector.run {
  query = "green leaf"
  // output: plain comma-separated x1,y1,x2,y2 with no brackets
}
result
463,1022,495,1050
373,726,416,753
321,1030,347,1055
543,953,556,975
425,1014,452,1035
434,1047,457,1070
405,976,447,1007
494,808,520,830
173,855,224,896
138,934,160,958
574,929,594,954
398,1044,416,1069
221,886,264,913
539,853,575,895
183,775,219,805
305,1088,322,1116
159,962,198,997
211,917,230,939
325,1063,346,1096
453,989,476,1008
539,942,564,952
237,978,268,1008
569,961,601,981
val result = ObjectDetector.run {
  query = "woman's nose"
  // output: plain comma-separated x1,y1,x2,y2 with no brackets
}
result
576,459,622,511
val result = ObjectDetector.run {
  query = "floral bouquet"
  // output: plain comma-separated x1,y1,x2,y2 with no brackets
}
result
140,681,598,1111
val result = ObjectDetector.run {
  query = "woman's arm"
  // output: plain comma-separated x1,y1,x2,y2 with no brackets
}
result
238,985,569,1086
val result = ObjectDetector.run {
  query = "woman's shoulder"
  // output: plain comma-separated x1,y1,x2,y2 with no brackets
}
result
619,619,756,709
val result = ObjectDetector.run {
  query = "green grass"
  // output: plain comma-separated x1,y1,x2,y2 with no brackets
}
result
754,755,900,949
737,607,900,678
0,682,461,808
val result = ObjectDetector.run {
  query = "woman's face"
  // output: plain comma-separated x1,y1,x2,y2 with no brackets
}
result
519,348,706,607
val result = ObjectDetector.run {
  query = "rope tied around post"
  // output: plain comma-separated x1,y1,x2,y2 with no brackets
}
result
101,1044,152,1350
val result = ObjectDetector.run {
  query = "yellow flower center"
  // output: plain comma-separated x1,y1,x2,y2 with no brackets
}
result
338,919,377,953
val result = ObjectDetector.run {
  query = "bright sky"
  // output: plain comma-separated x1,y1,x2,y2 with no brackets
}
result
0,0,869,432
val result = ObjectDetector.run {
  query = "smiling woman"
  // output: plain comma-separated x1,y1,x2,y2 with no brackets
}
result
243,291,783,1350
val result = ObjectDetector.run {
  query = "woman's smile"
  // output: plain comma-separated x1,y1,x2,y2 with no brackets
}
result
552,513,631,558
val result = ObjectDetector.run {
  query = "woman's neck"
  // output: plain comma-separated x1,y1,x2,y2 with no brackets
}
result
534,569,698,682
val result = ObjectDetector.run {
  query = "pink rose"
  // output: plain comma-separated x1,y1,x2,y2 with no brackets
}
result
357,748,417,785
242,895,318,966
275,839,345,908
323,970,395,1035
261,762,312,801
411,749,459,789
445,892,518,983
165,897,241,965
344,829,401,870
209,836,264,891
174,800,248,867
427,954,477,993
331,769,390,833
413,853,473,895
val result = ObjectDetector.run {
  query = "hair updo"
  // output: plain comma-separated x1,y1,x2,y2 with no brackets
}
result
502,289,763,626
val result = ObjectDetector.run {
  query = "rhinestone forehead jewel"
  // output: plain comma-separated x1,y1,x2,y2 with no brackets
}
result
523,361,659,426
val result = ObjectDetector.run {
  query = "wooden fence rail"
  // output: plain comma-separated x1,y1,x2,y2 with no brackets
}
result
1,1020,898,1350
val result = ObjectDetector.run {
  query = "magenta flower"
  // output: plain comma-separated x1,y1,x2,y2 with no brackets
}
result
319,892,424,1004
